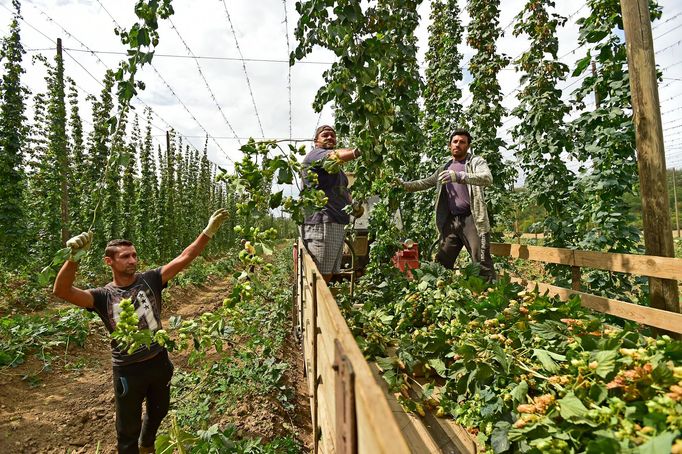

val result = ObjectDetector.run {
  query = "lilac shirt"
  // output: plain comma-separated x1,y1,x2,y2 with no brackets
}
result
445,159,471,215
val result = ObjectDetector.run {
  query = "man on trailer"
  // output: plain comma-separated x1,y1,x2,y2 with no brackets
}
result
398,129,496,282
301,125,362,282
52,208,229,454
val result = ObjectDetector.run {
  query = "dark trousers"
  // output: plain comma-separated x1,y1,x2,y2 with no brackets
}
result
436,212,496,282
112,350,174,454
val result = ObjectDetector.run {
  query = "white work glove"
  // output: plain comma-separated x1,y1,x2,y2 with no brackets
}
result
438,170,463,184
66,231,93,262
203,208,229,238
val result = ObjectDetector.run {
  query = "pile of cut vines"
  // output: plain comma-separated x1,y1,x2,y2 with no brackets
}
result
335,265,682,453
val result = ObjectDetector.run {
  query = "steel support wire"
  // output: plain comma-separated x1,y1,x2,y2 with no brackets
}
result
220,0,265,138
167,16,241,146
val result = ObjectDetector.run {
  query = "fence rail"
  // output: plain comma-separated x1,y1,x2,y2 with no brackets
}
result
507,230,682,239
491,243,682,334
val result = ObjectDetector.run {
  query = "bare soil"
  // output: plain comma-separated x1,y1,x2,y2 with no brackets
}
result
0,275,311,453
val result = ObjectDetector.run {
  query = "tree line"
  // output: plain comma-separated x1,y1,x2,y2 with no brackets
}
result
0,1,239,276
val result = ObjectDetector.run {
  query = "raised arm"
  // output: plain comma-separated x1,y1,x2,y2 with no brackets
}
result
333,147,361,162
53,231,94,308
161,208,229,285
402,170,440,193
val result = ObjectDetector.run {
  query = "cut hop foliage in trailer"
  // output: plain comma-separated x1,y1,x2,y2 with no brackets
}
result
336,264,682,453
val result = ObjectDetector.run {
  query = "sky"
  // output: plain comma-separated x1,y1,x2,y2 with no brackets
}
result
0,0,680,177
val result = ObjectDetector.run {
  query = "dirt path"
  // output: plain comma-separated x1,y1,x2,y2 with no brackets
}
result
0,276,311,453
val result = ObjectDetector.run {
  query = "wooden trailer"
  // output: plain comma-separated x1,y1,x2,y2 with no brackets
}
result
293,235,682,453
293,240,480,454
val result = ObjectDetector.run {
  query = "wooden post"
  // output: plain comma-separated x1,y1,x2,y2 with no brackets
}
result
312,272,319,454
673,168,680,238
571,266,581,291
620,0,680,315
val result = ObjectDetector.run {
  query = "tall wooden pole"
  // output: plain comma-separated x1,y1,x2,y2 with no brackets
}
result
673,168,680,238
620,0,680,312
620,0,680,315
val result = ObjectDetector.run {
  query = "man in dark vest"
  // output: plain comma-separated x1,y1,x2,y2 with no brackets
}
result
301,125,362,282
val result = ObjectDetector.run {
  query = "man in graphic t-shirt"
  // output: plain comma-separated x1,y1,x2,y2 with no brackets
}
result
398,129,496,282
53,208,228,454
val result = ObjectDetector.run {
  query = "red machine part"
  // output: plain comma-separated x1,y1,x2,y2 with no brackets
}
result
392,240,419,278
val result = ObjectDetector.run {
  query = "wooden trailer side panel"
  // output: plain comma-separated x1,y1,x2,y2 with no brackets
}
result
300,244,411,454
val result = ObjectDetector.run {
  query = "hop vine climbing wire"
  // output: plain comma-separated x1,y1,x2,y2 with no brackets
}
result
91,0,237,163
219,0,265,138
168,16,242,146
282,0,293,141
12,1,216,163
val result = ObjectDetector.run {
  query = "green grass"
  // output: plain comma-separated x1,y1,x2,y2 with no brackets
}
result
158,244,302,453
0,308,96,382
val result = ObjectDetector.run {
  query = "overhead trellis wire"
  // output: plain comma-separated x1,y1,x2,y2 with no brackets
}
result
282,0,293,141
167,16,242,147
657,40,681,56
460,4,588,108
146,63,235,163
21,1,213,161
29,47,333,65
499,5,677,108
663,105,682,115
219,0,265,138
91,0,235,163
654,23,682,41
654,11,682,30
508,4,589,64
152,135,312,142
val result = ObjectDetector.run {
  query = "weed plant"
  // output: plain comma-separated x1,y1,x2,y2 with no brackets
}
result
157,245,302,453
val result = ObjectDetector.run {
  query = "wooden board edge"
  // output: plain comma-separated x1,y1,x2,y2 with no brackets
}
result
492,242,682,280
510,277,682,334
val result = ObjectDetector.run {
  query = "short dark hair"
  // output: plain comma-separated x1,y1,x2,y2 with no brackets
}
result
105,239,134,258
313,125,335,142
449,129,472,145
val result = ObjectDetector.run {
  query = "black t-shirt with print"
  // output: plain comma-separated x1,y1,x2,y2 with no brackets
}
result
88,268,166,366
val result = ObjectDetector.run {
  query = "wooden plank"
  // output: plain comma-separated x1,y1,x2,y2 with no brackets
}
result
368,364,441,453
317,320,339,447
490,243,574,266
303,284,316,392
439,420,479,454
300,245,411,453
510,277,682,334
408,379,479,454
312,272,320,454
572,250,682,280
492,243,682,280
317,341,337,454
